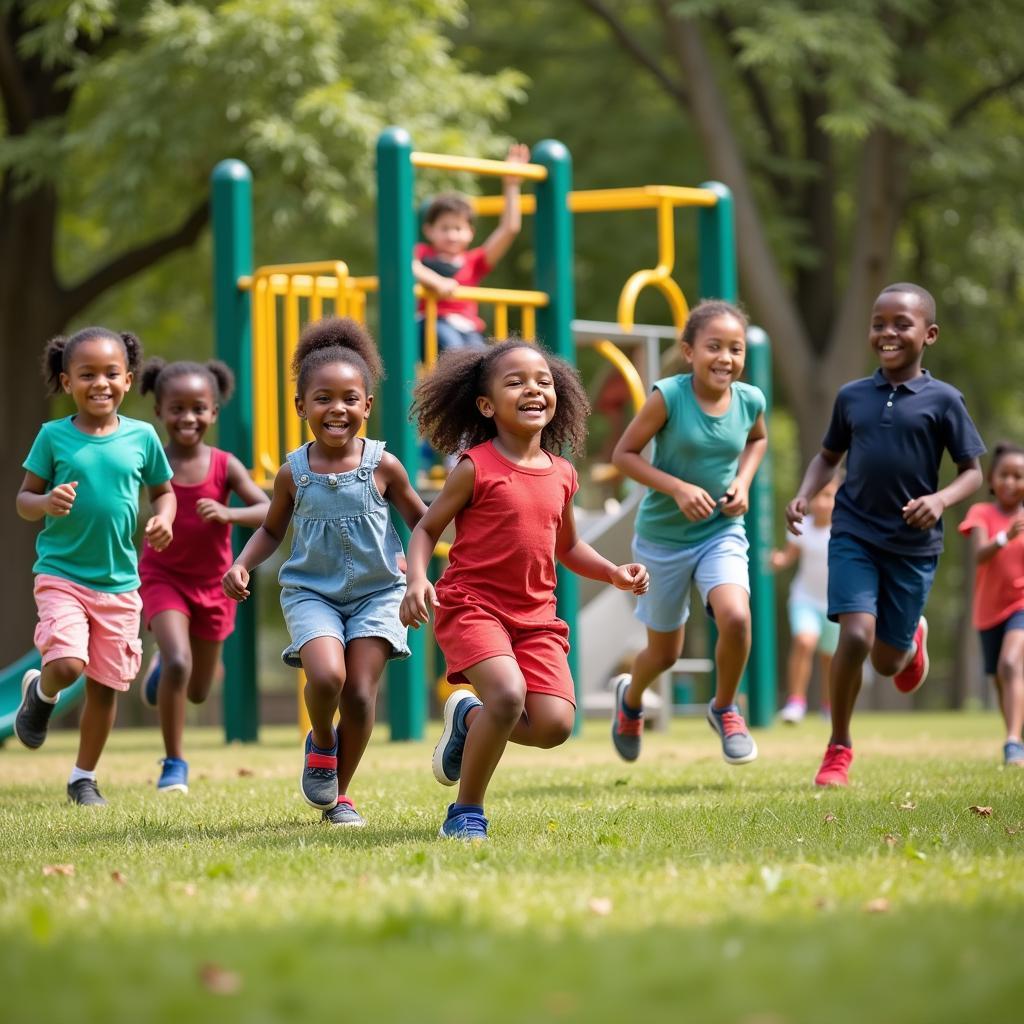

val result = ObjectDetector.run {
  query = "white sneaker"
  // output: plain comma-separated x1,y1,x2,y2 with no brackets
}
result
779,699,806,724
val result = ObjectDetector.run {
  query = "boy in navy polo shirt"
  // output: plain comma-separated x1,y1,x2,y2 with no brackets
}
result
786,283,984,786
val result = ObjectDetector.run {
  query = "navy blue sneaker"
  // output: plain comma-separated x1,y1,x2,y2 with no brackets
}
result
1004,740,1024,767
14,670,57,750
157,757,189,794
432,689,482,786
142,653,161,707
300,730,338,809
439,806,489,841
322,796,366,827
707,701,758,764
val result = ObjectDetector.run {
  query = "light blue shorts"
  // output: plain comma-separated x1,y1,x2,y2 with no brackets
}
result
788,598,840,655
279,585,411,667
632,527,750,633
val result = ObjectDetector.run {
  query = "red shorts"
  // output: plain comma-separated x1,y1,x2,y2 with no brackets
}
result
433,601,575,706
140,568,236,643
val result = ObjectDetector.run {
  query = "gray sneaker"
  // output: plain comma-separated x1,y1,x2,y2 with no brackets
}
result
14,670,57,750
706,701,758,764
322,797,366,827
67,778,108,806
611,674,643,761
432,689,482,786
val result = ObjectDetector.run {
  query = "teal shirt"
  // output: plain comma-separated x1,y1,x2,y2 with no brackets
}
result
635,374,766,548
23,416,173,592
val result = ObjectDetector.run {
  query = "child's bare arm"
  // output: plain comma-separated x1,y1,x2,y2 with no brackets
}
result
721,413,768,517
903,458,983,530
196,454,270,528
786,449,842,535
16,471,74,521
555,501,649,594
144,482,176,551
412,259,459,297
481,143,529,268
377,452,428,531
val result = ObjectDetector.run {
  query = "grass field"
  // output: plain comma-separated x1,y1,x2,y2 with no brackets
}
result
1,711,1022,1023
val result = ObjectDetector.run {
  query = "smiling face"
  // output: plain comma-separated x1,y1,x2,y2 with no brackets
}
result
295,361,372,450
60,336,131,424
422,211,475,259
476,346,557,437
869,291,938,381
156,373,217,449
682,314,747,396
991,452,1024,510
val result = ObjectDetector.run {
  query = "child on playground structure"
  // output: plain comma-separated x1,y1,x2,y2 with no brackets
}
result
222,317,425,827
958,442,1024,767
400,340,649,841
138,358,270,794
609,300,767,766
15,327,175,805
787,282,984,787
412,143,529,354
770,477,840,723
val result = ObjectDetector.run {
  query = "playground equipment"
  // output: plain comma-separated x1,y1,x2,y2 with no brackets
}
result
0,651,86,743
209,127,776,744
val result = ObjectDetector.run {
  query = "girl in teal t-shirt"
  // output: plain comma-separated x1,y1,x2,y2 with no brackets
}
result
610,300,767,767
15,327,175,806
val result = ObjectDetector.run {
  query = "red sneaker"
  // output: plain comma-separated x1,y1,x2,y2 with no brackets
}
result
814,743,853,787
893,617,929,694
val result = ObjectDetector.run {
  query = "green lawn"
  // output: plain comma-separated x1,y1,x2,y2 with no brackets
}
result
1,712,1022,1023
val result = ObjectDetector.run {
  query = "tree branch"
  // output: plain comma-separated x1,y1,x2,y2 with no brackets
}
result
59,200,210,321
950,68,1024,127
578,0,689,108
0,13,32,132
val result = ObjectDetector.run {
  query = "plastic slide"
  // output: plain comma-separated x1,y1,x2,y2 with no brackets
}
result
0,649,86,743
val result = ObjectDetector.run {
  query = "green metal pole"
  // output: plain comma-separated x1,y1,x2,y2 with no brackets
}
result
533,139,582,731
745,327,776,727
376,127,425,741
211,159,258,743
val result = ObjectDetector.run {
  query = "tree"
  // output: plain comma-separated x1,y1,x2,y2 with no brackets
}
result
0,0,522,661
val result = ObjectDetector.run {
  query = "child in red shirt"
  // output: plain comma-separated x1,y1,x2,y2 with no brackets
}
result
401,340,649,841
959,442,1024,766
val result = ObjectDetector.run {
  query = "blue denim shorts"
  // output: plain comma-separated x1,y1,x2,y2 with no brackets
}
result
979,608,1024,676
826,532,938,651
632,526,749,633
279,585,410,667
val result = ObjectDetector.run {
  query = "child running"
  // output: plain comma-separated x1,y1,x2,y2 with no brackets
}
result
222,317,425,827
400,340,649,841
609,300,767,765
770,478,840,723
786,283,984,786
958,442,1024,766
15,327,175,805
138,358,270,794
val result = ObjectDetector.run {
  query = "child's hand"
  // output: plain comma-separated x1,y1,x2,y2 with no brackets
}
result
769,550,786,571
1008,514,1024,541
196,498,232,524
611,562,649,595
503,142,530,187
145,515,173,551
429,277,459,298
674,481,717,521
719,480,749,517
902,493,944,530
785,497,808,535
400,580,438,628
222,564,251,601
45,481,77,517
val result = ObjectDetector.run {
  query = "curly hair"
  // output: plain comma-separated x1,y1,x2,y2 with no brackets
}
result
139,358,236,404
41,327,143,396
410,339,590,457
680,299,749,349
292,316,383,395
988,441,1024,494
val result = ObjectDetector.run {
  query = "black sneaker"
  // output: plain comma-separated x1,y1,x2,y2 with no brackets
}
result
14,670,57,750
67,778,108,806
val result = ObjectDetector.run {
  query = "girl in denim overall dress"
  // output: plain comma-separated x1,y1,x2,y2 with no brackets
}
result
223,317,425,826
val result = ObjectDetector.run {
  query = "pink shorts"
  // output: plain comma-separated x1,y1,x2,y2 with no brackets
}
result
33,574,143,691
433,601,575,706
140,569,236,643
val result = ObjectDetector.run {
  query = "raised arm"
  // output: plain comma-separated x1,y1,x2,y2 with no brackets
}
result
480,143,528,268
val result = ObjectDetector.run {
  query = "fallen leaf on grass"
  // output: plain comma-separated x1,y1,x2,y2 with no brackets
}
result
898,802,917,811
968,805,993,817
587,897,613,916
236,768,254,778
1005,825,1021,836
864,897,890,913
547,820,559,832
823,813,838,824
883,834,899,847
41,864,74,877
110,871,127,885
199,963,242,995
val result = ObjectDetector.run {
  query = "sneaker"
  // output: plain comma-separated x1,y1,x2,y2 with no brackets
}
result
142,653,161,707
706,702,758,764
1003,740,1024,767
432,689,482,786
157,757,189,794
779,698,807,724
438,807,489,841
322,796,366,827
611,674,643,761
14,670,56,750
67,778,108,806
893,617,929,694
300,730,338,809
814,743,853,787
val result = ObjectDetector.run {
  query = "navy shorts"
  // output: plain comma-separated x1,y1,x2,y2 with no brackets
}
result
979,609,1024,675
826,532,938,651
